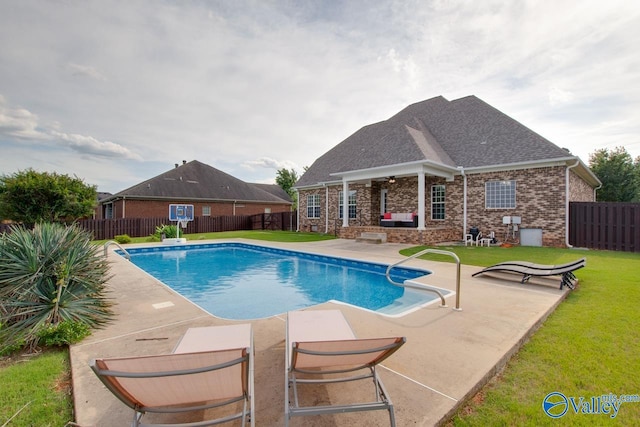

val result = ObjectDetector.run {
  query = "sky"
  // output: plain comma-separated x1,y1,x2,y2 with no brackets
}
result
0,0,639,194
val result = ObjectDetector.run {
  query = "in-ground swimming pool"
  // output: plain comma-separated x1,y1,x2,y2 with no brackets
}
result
120,243,451,319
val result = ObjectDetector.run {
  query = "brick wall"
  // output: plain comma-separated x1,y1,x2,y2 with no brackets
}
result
569,170,596,201
297,165,596,247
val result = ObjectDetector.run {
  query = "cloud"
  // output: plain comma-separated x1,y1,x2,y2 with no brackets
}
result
50,131,142,160
0,95,51,140
0,95,140,161
66,63,107,81
243,157,300,172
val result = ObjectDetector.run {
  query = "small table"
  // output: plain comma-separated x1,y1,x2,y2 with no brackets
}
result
478,238,492,247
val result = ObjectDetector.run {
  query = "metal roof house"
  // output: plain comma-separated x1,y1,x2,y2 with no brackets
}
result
294,95,600,246
97,160,292,220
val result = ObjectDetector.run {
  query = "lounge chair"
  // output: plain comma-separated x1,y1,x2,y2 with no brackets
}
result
285,309,405,426
472,258,586,289
90,324,254,427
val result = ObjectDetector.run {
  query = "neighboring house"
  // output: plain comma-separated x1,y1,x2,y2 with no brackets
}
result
96,160,292,219
294,95,601,246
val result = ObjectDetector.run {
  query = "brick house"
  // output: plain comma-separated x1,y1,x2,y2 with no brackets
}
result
96,160,292,219
294,96,601,246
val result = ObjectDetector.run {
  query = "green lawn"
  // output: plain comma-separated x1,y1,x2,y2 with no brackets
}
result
94,230,337,246
401,244,640,426
3,235,639,425
0,349,72,426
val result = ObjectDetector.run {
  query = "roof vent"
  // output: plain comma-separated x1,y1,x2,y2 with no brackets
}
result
182,160,187,165
175,163,179,168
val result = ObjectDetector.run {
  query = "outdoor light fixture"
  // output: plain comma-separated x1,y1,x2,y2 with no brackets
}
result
388,176,396,183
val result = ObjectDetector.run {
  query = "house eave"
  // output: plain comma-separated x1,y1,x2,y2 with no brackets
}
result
100,195,291,205
463,156,601,187
328,160,458,182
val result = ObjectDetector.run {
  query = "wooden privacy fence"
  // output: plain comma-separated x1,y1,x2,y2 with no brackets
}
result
569,202,639,252
0,211,298,240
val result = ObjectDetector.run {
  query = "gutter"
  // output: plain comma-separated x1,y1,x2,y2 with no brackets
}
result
565,159,580,248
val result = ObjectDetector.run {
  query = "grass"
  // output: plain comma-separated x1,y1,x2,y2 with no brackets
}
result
0,348,72,426
401,244,640,426
95,230,337,246
3,235,638,425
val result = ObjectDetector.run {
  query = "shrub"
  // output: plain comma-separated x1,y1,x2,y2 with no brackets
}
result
0,223,113,352
155,224,178,239
36,320,91,346
114,234,132,244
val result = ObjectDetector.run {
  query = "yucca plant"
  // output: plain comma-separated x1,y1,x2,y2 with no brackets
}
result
0,223,113,352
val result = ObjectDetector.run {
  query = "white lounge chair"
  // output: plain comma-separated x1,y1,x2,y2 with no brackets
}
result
285,310,405,426
91,324,254,427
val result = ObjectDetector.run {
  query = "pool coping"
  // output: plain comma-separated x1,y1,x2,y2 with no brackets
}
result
70,238,570,426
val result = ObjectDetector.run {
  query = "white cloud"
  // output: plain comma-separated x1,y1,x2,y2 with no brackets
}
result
0,95,51,140
67,63,107,81
50,131,142,160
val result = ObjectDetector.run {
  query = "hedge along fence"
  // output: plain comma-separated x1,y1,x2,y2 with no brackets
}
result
0,212,298,241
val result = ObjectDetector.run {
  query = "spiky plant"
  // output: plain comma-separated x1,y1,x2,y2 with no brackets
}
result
0,223,113,352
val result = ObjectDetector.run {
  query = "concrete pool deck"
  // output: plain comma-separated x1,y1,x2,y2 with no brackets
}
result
70,238,571,426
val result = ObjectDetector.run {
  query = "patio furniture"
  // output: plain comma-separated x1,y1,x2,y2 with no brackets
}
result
90,324,254,427
285,310,405,426
380,212,418,227
472,258,586,289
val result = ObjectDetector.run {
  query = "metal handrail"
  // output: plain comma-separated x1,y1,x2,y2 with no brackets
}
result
385,248,462,311
103,240,131,261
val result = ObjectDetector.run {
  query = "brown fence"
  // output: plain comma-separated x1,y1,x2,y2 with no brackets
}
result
569,202,640,252
0,211,298,240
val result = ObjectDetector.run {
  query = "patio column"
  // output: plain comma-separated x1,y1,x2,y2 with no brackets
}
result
342,180,349,228
417,171,426,230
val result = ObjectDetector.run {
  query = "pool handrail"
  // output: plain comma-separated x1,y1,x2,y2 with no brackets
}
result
103,240,131,261
385,249,462,311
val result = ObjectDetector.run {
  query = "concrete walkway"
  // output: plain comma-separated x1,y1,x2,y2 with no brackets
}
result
70,239,570,426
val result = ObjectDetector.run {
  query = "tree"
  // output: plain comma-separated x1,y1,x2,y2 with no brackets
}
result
276,167,300,209
589,147,640,202
0,169,97,224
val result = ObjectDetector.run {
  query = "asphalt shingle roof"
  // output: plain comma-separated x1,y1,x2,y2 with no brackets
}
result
108,160,291,203
296,95,572,187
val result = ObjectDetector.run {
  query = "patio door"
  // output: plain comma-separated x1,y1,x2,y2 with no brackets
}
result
380,189,388,215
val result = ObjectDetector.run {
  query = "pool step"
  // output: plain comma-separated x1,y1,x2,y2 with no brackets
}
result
356,232,387,244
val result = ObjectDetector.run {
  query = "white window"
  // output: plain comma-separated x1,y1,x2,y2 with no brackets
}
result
339,190,357,219
307,194,321,218
202,206,211,216
486,180,516,209
431,185,445,220
104,203,113,219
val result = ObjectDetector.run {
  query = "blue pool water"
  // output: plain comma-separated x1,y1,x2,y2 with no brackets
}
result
121,243,450,319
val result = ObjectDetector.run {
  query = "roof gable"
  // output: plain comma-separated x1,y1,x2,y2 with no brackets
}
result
296,95,575,187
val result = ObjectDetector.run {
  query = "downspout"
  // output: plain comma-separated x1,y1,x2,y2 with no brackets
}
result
593,183,602,201
458,167,467,240
122,196,126,218
295,188,300,232
325,184,329,234
565,159,580,248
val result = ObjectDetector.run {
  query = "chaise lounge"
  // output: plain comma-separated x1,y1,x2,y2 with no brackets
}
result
285,309,406,426
472,258,586,289
90,324,254,427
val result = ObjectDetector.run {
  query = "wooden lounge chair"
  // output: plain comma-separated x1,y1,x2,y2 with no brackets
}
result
90,324,254,427
472,258,586,289
285,309,405,426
